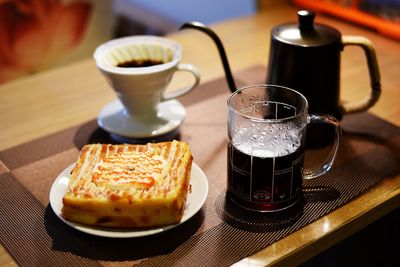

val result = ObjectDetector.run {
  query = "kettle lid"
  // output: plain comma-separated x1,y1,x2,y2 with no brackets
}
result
271,10,341,46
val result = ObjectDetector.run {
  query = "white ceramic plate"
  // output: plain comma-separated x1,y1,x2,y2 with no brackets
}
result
49,162,208,238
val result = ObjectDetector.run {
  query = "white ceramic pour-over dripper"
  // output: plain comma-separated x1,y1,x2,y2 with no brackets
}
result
94,36,200,138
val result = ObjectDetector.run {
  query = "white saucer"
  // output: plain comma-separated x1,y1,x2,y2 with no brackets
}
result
98,99,186,138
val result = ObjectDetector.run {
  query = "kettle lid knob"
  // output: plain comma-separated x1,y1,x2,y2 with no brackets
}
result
298,10,315,31
271,10,341,46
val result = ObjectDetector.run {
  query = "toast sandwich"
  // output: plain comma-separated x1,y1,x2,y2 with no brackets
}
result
61,140,192,228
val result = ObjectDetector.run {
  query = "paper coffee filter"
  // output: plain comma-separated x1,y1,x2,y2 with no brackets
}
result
94,36,180,73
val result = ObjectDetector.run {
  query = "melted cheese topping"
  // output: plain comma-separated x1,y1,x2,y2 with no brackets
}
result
93,151,165,188
67,141,188,200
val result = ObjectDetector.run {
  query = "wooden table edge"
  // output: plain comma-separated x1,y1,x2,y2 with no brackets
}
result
233,174,400,266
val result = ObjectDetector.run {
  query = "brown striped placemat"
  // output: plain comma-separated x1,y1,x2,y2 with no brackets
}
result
0,66,399,267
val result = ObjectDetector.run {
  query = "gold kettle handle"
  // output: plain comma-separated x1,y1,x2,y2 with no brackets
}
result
341,36,381,114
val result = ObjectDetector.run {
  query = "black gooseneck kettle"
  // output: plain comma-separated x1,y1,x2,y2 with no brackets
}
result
180,10,381,145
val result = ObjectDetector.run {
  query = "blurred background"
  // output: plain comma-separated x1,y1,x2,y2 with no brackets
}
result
113,0,258,36
0,0,260,84
1,0,398,84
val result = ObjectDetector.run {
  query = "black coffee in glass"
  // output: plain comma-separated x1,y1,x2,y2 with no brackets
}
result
227,85,341,212
227,140,304,211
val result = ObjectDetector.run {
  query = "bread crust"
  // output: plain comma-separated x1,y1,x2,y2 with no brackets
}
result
61,141,192,228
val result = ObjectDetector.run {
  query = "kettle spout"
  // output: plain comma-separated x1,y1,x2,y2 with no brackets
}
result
179,21,237,93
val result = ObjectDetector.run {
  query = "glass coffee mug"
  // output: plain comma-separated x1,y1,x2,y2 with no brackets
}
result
227,84,341,212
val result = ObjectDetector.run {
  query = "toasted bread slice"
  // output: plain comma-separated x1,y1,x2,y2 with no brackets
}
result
61,140,192,228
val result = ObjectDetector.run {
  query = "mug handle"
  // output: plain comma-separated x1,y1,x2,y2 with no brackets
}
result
162,63,201,100
340,36,381,114
303,114,341,179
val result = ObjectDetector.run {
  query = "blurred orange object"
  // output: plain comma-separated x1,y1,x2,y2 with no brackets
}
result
0,0,92,83
292,0,400,41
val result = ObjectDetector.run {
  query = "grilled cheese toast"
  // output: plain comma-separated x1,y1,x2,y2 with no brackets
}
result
61,141,192,228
